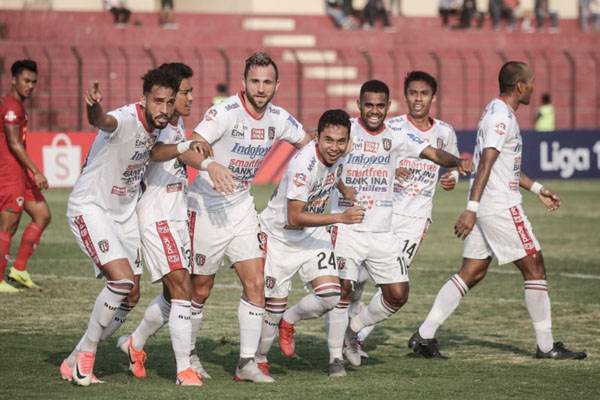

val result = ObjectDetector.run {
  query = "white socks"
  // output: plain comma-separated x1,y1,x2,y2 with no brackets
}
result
284,283,341,324
169,299,192,372
100,302,135,341
255,299,286,363
238,298,265,359
349,290,398,333
326,300,350,363
131,294,171,350
419,274,468,339
78,279,134,353
190,300,204,356
524,280,554,353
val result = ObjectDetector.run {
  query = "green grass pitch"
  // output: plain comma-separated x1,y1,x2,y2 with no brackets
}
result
1,180,598,399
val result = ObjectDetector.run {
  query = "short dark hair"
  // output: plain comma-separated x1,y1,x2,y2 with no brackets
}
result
158,62,193,91
404,70,437,96
244,52,279,82
141,67,179,95
318,109,351,137
360,80,389,101
11,59,37,77
541,93,551,104
498,61,529,93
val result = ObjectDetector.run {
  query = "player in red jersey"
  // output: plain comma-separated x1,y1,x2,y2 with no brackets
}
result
0,59,50,293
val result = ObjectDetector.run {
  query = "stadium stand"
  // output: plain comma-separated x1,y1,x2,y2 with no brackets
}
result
0,7,598,134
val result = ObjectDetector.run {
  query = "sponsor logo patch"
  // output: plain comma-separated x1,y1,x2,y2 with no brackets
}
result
293,172,307,187
251,128,265,140
337,257,346,270
204,109,218,121
16,196,24,207
167,182,183,193
437,138,444,149
364,141,380,153
494,122,507,136
111,186,126,196
4,110,17,122
268,126,275,140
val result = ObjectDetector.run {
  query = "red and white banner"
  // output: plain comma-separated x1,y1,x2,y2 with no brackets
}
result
26,132,297,188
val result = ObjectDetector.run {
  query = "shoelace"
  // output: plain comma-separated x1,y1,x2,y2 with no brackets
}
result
281,323,294,340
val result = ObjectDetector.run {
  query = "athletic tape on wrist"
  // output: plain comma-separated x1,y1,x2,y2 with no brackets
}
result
530,181,543,195
177,140,192,154
200,158,215,171
450,170,460,182
466,200,479,213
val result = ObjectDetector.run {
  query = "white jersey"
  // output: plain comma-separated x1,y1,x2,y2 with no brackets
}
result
67,103,158,223
387,115,459,219
260,140,344,243
331,118,429,232
471,97,522,217
136,117,188,229
189,92,306,211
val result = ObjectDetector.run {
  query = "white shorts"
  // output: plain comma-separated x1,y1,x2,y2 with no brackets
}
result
392,214,430,268
332,225,408,285
463,205,541,265
140,219,191,283
69,213,142,278
262,228,338,299
189,195,263,275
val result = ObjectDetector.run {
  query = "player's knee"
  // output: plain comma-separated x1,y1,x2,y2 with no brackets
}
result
192,284,211,303
317,293,341,310
383,287,409,309
37,212,51,228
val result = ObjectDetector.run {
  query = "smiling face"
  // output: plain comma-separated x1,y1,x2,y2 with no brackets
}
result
174,78,193,117
405,80,436,120
242,64,279,113
317,124,349,166
12,69,37,101
357,91,390,132
140,85,176,130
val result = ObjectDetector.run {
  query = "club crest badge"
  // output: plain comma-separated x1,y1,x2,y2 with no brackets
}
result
195,253,206,267
98,240,110,253
382,138,392,151
265,276,277,289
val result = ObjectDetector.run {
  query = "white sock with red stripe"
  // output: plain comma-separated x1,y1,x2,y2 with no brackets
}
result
326,300,350,363
284,282,341,324
238,297,265,359
419,274,468,339
78,279,134,353
255,299,287,363
169,299,192,373
131,294,171,350
349,290,399,333
100,301,135,341
524,280,554,353
190,300,204,357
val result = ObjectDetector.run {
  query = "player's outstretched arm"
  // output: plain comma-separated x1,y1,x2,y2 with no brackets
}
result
151,140,206,162
454,148,499,240
287,199,365,227
439,169,459,191
85,81,117,133
519,172,561,211
4,123,48,190
420,146,474,175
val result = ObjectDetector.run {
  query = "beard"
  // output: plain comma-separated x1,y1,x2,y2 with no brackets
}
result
145,107,168,130
246,91,274,111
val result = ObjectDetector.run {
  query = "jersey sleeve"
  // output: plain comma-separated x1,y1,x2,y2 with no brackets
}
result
193,105,225,145
2,99,25,125
105,107,130,143
285,153,314,203
275,108,306,145
401,131,430,159
481,112,511,152
444,125,460,157
156,124,177,144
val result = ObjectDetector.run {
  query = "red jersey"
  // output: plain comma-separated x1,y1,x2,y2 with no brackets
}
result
0,93,28,185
